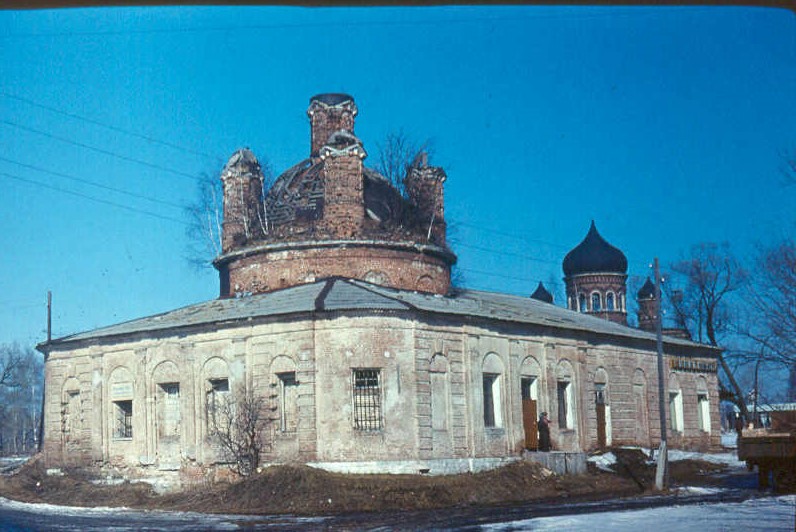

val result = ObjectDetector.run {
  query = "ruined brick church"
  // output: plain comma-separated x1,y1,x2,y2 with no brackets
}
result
40,94,720,482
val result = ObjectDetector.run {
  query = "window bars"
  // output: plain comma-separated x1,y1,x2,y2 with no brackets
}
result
353,369,382,431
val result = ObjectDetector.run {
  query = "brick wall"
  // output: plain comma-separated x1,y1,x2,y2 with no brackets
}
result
222,243,452,295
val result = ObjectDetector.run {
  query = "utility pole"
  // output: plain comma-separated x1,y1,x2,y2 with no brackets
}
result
653,258,668,490
38,290,51,453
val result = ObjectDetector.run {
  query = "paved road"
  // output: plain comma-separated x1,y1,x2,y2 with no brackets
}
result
0,487,775,531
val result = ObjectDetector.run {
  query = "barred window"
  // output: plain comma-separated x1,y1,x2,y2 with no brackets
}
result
353,369,382,431
113,400,133,439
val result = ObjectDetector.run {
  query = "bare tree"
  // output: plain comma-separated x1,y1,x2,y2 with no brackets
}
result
0,344,43,455
742,238,796,399
185,158,274,269
0,344,24,389
375,130,433,195
208,386,272,476
667,243,750,419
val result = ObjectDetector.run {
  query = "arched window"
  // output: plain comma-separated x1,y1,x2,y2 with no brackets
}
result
578,294,587,313
591,292,602,312
606,292,615,311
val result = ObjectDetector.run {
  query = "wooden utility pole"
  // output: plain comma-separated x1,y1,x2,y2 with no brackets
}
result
654,258,668,490
46,290,52,343
38,290,51,452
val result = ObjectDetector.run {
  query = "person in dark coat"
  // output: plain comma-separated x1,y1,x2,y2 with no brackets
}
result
538,412,551,452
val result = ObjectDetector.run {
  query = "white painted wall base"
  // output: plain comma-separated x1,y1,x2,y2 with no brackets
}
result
306,456,520,476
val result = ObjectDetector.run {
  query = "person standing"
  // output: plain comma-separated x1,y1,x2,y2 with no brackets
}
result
538,412,551,452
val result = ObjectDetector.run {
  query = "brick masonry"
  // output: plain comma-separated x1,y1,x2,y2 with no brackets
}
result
42,310,721,484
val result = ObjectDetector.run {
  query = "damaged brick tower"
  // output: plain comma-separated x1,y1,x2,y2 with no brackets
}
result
214,93,456,296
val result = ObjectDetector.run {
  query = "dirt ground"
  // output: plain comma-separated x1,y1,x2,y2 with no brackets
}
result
0,450,733,517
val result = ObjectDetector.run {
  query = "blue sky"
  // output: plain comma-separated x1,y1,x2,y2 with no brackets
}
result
0,5,794,347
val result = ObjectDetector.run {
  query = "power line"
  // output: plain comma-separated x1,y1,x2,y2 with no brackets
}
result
0,91,217,161
0,119,200,181
0,171,189,226
454,222,569,250
0,9,711,40
458,267,546,285
0,156,185,211
455,241,560,265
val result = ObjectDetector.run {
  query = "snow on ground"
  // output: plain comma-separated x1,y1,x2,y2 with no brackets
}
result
587,452,617,472
483,495,796,531
588,434,747,473
0,497,327,530
722,431,738,449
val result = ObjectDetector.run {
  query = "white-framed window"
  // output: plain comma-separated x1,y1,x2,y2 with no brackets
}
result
669,391,684,432
606,292,616,311
697,393,711,433
483,373,503,428
579,294,588,313
591,292,602,312
353,369,382,431
557,380,574,429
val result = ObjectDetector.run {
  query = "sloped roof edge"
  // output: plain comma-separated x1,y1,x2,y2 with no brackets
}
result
39,278,717,353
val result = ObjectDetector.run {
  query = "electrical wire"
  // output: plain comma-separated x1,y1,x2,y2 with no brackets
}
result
0,119,200,181
0,91,216,161
0,156,185,211
0,170,189,226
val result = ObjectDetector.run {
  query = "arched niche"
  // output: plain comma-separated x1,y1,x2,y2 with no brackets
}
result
270,355,296,376
483,352,504,375
152,360,180,385
430,352,448,373
364,270,390,286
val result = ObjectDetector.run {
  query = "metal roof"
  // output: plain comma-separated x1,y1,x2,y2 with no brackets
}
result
43,278,714,351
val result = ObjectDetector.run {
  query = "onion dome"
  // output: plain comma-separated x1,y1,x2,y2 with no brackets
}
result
562,221,628,277
310,93,354,106
637,277,656,300
530,282,554,303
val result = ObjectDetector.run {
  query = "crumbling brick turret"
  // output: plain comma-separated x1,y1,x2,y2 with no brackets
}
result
405,152,447,246
221,149,265,253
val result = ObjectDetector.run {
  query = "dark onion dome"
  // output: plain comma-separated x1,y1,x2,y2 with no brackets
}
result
530,282,554,303
637,277,656,300
562,221,628,277
310,93,354,106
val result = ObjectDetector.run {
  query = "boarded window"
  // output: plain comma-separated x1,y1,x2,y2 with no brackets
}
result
113,400,133,439
353,369,381,431
278,372,299,432
158,383,180,438
207,378,230,425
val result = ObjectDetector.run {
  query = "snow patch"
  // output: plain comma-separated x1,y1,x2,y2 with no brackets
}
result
483,495,796,531
587,452,617,472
